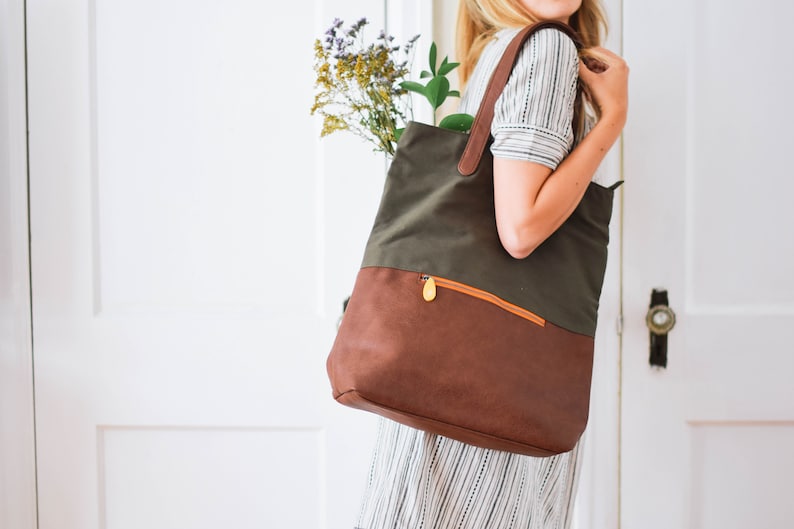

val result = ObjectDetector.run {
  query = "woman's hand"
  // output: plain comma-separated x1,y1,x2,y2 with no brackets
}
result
578,47,629,126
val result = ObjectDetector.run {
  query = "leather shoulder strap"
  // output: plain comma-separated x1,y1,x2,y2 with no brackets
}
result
457,21,583,176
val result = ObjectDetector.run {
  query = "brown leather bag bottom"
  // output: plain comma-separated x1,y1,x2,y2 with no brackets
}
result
327,267,594,457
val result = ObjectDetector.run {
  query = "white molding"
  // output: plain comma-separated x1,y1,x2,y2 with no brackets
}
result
0,1,38,528
388,0,433,35
389,0,434,124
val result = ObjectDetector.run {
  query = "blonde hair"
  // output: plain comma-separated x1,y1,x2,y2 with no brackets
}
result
456,0,608,135
456,0,607,83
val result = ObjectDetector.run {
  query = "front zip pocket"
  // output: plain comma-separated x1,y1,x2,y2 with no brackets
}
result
420,274,545,327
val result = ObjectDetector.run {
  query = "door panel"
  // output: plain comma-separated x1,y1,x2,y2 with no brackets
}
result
623,0,794,527
99,427,324,529
28,1,397,528
92,0,318,314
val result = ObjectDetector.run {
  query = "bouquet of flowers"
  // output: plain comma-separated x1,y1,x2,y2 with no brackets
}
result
311,18,473,157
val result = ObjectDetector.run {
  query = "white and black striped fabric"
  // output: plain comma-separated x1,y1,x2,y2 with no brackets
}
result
354,27,592,529
355,419,583,529
459,27,579,170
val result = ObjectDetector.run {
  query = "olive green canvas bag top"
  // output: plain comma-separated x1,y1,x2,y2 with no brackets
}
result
326,21,622,457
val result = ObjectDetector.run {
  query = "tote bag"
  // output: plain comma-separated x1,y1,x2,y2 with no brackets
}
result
326,21,621,457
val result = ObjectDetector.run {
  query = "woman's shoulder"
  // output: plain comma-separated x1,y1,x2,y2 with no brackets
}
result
493,26,578,60
459,25,578,115
524,27,577,56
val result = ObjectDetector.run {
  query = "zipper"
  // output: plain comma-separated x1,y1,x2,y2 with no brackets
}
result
420,274,545,327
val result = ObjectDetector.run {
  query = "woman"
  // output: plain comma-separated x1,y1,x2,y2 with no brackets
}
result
355,1,628,528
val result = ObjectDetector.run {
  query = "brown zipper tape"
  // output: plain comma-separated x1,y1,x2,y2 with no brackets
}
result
422,275,545,327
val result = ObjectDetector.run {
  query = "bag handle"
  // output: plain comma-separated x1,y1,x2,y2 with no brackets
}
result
458,21,583,176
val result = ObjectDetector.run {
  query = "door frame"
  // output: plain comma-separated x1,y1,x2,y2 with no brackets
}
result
0,0,38,528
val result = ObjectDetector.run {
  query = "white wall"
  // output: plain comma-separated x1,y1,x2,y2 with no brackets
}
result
433,0,458,68
433,0,462,119
0,1,38,528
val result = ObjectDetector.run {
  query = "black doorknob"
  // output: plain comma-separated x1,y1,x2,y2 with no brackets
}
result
646,289,676,368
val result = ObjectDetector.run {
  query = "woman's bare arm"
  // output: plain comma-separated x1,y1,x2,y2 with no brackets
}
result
494,47,629,259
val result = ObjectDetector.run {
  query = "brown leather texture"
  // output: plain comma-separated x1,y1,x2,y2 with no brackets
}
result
327,267,594,457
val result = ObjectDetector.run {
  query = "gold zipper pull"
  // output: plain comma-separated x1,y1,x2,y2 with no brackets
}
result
423,275,437,302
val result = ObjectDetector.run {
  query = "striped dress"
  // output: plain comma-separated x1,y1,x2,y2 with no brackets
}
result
355,27,593,529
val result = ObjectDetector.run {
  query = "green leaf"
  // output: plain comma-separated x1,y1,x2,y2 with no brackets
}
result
429,42,437,75
424,75,450,110
420,70,433,79
400,80,426,95
448,90,460,97
438,113,475,133
394,127,405,142
438,61,460,76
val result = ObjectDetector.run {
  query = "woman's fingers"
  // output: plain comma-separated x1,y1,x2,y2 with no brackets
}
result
581,55,608,74
578,59,599,84
578,47,629,119
582,46,626,69
581,50,628,78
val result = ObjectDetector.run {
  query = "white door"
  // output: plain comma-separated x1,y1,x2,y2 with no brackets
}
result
622,0,794,527
27,1,425,528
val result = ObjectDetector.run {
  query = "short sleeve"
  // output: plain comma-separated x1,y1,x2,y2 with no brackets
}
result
491,28,579,170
